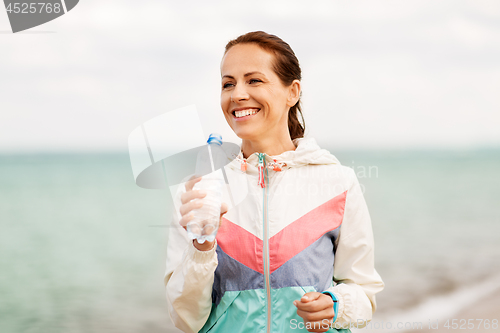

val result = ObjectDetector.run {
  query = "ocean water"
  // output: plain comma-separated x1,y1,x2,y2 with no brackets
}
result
334,149,500,315
1,149,499,332
0,154,176,333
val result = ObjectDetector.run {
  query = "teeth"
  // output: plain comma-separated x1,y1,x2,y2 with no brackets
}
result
234,109,259,118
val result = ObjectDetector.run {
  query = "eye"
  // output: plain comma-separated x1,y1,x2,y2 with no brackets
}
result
222,82,234,89
249,79,262,84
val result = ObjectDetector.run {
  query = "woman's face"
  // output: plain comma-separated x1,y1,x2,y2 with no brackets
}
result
220,43,299,141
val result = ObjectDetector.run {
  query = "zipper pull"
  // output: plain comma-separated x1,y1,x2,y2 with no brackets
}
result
258,153,266,188
272,159,281,172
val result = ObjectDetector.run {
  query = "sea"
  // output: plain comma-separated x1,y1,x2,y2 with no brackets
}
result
1,148,499,333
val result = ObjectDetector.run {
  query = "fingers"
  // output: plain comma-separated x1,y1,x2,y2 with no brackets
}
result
179,197,204,217
296,306,334,323
178,211,193,229
294,293,335,332
300,292,322,303
220,202,228,216
179,175,229,232
181,189,207,204
184,175,202,192
295,292,327,311
181,178,206,205
178,176,206,230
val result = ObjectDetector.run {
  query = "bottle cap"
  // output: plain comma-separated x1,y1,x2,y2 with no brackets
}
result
207,133,223,145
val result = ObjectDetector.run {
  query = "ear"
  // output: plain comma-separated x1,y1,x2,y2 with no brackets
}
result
286,79,301,107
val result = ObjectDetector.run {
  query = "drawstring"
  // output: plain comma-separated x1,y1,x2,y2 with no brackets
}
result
258,153,265,188
272,159,281,171
232,152,287,187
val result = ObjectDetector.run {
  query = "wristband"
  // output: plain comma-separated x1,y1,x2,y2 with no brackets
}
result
322,291,339,324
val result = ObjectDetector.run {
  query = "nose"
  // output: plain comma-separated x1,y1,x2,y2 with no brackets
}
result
231,82,249,102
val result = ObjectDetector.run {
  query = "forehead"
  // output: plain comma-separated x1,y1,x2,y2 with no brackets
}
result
220,43,275,77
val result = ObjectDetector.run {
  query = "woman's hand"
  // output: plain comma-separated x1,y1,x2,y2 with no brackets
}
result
294,292,335,332
179,175,228,251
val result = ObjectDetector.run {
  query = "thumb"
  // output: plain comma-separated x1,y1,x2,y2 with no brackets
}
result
301,292,321,303
220,202,228,216
219,203,228,230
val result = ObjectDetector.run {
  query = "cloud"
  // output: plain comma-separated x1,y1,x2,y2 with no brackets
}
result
0,0,499,151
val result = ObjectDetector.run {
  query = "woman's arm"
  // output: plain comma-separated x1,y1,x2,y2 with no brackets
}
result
164,182,218,333
323,167,385,329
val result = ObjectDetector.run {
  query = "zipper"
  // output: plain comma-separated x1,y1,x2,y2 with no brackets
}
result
259,153,272,333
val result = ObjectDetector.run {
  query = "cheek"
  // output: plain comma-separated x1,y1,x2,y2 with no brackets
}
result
220,92,230,108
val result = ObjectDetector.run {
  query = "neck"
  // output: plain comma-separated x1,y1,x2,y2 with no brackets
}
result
241,136,297,159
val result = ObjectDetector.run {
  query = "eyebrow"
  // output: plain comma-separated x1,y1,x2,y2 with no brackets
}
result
222,71,265,79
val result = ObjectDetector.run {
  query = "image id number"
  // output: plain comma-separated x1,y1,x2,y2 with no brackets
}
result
444,319,498,329
6,3,62,14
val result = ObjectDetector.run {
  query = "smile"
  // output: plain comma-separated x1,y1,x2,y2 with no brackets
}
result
232,108,260,119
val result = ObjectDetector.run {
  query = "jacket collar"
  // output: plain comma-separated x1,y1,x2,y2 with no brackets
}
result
228,137,339,173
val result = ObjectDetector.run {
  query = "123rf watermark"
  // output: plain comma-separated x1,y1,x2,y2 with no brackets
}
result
3,0,79,33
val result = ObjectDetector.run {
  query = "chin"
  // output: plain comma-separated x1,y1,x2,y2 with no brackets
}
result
233,128,259,141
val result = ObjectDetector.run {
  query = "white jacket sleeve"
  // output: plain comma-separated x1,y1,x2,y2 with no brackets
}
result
164,185,218,333
324,168,384,329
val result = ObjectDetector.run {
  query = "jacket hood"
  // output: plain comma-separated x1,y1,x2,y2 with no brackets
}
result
228,137,339,173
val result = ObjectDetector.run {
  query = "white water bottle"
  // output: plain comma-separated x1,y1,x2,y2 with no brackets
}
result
187,133,226,244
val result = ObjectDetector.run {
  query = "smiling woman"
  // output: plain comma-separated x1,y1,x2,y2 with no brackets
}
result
164,31,384,333
220,36,304,157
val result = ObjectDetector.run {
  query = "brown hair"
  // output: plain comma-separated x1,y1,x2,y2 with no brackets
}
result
224,31,306,140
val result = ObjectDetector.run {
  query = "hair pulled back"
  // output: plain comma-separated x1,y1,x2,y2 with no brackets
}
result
224,31,305,140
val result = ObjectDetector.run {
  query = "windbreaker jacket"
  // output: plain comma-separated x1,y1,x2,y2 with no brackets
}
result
164,137,384,333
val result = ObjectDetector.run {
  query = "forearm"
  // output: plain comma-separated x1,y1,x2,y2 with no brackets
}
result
165,240,218,333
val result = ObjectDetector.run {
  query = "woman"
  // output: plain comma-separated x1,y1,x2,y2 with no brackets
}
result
164,31,384,333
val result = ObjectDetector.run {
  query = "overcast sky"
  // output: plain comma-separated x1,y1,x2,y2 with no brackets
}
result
1,0,499,152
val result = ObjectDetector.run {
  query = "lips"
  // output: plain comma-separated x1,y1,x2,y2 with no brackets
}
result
231,108,261,118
